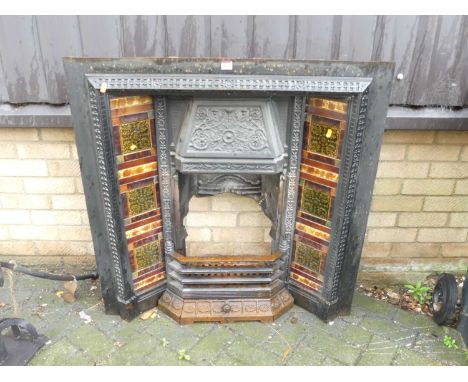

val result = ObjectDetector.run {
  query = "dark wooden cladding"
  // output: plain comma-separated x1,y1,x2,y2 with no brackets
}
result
0,16,49,102
110,95,166,294
120,16,166,57
0,15,466,106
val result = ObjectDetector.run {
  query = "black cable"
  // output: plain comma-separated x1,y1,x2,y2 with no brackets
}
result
0,261,98,282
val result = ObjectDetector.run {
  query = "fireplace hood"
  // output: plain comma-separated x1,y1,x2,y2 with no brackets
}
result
175,99,285,174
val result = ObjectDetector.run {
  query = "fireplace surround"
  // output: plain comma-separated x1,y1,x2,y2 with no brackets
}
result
64,58,394,323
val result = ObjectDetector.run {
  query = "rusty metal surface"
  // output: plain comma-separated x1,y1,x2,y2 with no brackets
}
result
0,15,467,106
158,288,294,324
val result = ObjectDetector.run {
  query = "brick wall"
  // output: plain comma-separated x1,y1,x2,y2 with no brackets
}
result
184,193,272,256
0,128,94,266
0,127,467,282
361,130,468,282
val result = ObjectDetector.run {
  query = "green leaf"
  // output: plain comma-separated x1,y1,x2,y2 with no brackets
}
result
177,349,191,361
404,281,431,305
443,335,458,349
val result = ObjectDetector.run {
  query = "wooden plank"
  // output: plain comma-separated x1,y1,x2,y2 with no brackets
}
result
35,16,82,103
405,16,441,106
459,15,468,105
338,15,378,61
0,55,8,102
165,16,211,57
78,15,122,57
251,15,296,58
0,15,466,107
295,16,339,60
210,16,253,58
464,19,468,106
0,16,48,103
376,16,420,105
121,16,166,57
420,16,467,106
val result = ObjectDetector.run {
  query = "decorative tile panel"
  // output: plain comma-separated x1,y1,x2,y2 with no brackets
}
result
290,97,349,291
120,119,152,154
294,242,321,273
110,95,166,294
126,184,156,217
301,186,331,220
135,241,161,270
308,120,340,158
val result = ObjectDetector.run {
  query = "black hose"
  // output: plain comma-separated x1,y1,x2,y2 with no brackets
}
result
0,261,98,282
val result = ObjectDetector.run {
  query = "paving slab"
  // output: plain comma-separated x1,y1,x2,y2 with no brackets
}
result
303,327,362,365
188,325,234,365
0,272,467,366
285,342,326,366
357,335,398,365
392,347,444,366
224,335,282,366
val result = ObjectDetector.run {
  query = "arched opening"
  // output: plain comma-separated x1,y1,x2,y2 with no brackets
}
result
184,192,273,257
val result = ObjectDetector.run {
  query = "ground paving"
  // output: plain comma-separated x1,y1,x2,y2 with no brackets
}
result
0,272,466,366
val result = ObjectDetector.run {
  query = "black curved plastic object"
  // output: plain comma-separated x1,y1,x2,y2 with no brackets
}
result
0,318,47,366
457,274,468,346
0,261,98,282
432,273,458,326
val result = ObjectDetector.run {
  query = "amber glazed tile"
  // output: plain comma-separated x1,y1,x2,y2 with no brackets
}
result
110,95,166,294
289,96,349,293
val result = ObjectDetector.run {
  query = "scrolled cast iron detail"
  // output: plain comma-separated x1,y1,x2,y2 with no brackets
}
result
180,162,277,173
188,105,271,154
89,86,126,300
87,74,372,94
196,174,262,196
327,90,369,301
154,96,175,256
282,96,305,252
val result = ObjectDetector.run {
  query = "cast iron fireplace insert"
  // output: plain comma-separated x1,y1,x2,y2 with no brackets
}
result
64,58,394,323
